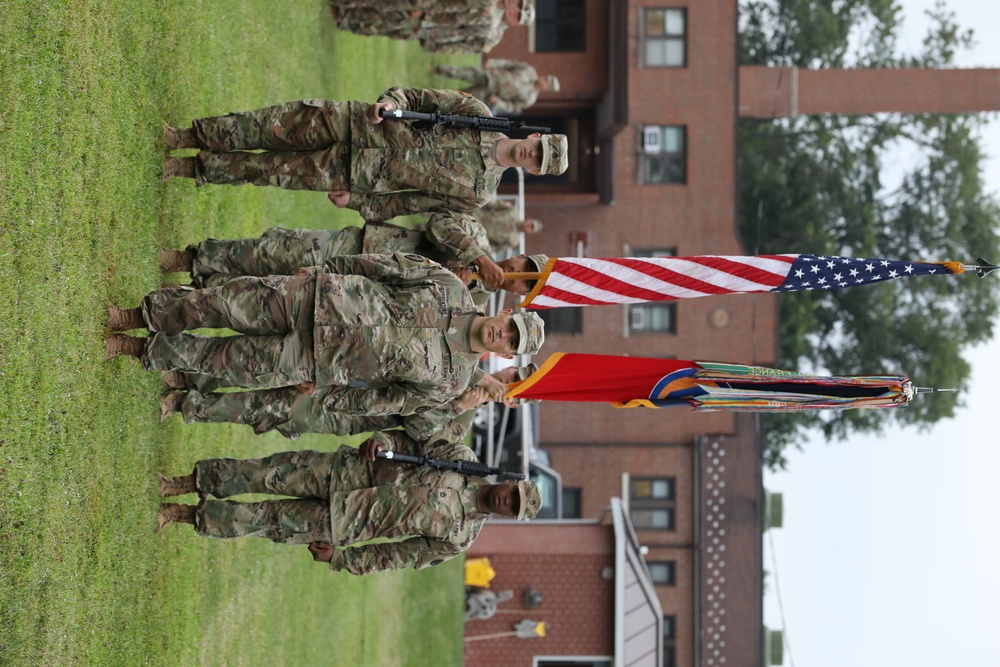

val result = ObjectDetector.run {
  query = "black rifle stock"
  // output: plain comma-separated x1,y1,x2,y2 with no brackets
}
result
375,450,526,481
380,107,552,134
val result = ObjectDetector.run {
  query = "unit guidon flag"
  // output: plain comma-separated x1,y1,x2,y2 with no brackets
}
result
506,353,914,413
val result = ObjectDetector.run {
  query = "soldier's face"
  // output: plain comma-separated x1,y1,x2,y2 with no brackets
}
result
502,0,521,26
496,255,535,295
481,482,519,518
473,311,520,357
507,135,544,175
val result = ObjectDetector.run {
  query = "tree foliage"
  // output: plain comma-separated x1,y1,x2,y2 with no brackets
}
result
737,1,1000,468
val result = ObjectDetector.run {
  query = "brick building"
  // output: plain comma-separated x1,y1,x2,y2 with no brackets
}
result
462,1,1000,666
464,2,773,666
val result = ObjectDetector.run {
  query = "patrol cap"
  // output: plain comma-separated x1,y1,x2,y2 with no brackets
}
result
545,75,560,92
512,310,545,355
519,0,536,25
516,479,542,520
515,363,539,382
539,134,569,176
524,253,548,272
523,219,543,233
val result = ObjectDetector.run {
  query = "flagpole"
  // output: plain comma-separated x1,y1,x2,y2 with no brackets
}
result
470,271,542,281
963,257,998,278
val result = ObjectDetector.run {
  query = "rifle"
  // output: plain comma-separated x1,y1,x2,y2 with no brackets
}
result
380,107,552,135
375,450,526,481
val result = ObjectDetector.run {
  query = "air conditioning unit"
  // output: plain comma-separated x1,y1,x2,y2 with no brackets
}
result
630,307,646,330
642,126,661,153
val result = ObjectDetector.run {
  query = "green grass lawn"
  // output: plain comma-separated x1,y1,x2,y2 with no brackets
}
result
0,2,475,664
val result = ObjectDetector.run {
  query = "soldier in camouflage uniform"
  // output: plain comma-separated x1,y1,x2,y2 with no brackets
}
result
418,0,533,54
158,364,537,441
104,252,546,416
329,0,534,55
155,432,542,575
475,199,543,254
162,85,568,221
434,60,559,115
159,209,508,295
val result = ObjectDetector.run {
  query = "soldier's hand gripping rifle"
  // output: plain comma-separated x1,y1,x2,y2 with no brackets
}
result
375,450,526,481
380,107,552,135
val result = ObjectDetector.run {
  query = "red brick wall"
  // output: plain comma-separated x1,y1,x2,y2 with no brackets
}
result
740,65,1000,117
466,524,616,667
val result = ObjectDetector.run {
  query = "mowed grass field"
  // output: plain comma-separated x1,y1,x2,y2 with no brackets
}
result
0,2,476,665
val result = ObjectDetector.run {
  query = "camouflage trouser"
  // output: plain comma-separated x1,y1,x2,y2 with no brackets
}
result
193,100,352,192
334,8,419,38
141,275,317,389
191,226,363,288
434,66,490,101
195,450,336,543
180,388,401,438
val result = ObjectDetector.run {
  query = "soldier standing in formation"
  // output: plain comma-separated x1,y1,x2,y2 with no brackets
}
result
103,252,545,416
157,363,537,442
158,214,547,300
474,199,544,254
155,432,542,575
329,0,534,55
161,86,568,220
434,60,559,115
158,209,509,296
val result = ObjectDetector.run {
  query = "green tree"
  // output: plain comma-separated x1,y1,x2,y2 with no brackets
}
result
738,1,1000,468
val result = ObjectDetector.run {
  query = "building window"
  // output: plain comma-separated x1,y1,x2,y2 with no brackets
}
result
641,126,686,184
644,9,686,67
562,487,582,519
662,615,677,667
629,303,676,333
648,561,676,586
630,477,676,530
536,0,586,52
540,308,582,335
633,248,677,258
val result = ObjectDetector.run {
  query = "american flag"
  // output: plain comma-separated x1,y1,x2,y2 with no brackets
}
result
518,254,967,309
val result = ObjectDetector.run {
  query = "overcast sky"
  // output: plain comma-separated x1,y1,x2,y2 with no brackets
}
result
762,2,1000,666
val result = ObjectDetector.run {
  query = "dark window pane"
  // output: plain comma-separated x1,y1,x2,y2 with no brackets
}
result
562,487,582,519
537,0,586,52
539,308,582,334
648,561,676,585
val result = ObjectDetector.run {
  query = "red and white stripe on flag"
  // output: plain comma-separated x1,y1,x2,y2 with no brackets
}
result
519,255,799,309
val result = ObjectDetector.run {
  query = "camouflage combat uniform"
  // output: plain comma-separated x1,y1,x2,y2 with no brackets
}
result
173,386,477,442
418,6,507,54
171,361,535,441
191,87,507,220
189,209,492,290
141,252,486,416
330,1,506,54
435,59,543,114
476,199,523,253
195,433,489,574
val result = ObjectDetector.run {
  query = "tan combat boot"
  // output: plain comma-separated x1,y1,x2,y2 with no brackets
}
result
105,305,145,332
161,371,187,390
155,503,196,533
158,473,196,497
162,156,196,182
158,247,195,273
163,124,199,150
160,390,186,421
102,333,145,361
